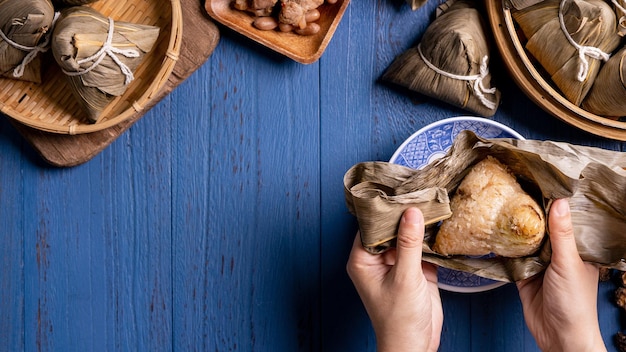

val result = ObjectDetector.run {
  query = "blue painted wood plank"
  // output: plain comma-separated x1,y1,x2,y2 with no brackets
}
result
8,96,175,351
0,120,26,352
169,32,322,351
126,99,175,351
170,62,215,352
319,0,381,350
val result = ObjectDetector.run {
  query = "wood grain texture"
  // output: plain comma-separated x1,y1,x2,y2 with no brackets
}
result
1,0,626,351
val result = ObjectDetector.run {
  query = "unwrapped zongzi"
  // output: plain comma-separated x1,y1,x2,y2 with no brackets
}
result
344,130,626,282
433,156,546,257
383,0,501,117
0,0,55,83
51,6,160,123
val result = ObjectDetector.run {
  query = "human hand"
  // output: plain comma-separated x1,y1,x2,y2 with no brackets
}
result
516,199,607,352
346,207,443,352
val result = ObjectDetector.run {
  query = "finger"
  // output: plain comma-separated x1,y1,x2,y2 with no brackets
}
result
394,207,425,278
346,231,366,278
346,231,382,275
548,199,580,266
422,262,438,284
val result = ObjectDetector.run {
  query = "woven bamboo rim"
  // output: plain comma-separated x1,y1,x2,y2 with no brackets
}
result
0,0,182,134
486,0,626,141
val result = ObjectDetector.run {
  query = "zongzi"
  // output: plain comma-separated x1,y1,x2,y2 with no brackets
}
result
0,0,55,83
383,0,501,117
612,0,626,36
51,6,160,123
513,0,621,106
581,45,626,117
433,156,546,257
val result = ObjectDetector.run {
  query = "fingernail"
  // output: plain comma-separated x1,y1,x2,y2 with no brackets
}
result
552,199,570,217
403,207,423,225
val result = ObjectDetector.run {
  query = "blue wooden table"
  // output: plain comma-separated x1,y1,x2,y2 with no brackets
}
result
1,0,624,351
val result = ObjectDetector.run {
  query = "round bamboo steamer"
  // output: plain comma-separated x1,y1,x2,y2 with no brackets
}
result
0,0,182,134
485,0,626,141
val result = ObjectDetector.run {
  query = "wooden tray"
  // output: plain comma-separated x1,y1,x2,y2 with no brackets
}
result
8,0,220,167
205,0,349,64
485,0,626,141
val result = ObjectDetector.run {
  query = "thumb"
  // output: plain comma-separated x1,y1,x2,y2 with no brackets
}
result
394,207,426,278
548,199,579,266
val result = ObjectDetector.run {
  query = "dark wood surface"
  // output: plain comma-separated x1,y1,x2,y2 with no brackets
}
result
1,0,624,351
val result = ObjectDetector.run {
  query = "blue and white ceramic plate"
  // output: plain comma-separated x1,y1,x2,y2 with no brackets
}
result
390,116,525,293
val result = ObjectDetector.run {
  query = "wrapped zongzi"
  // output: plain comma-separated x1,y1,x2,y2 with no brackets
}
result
581,45,626,117
612,0,626,36
0,0,55,83
383,0,501,117
51,6,160,123
513,0,621,106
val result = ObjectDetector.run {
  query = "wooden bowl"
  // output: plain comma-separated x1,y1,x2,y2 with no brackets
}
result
205,0,350,64
485,0,626,141
0,0,182,134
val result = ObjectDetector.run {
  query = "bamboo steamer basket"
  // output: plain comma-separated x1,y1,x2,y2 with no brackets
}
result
486,0,626,141
0,0,182,134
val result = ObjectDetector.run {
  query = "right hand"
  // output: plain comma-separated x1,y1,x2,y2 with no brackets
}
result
516,199,606,352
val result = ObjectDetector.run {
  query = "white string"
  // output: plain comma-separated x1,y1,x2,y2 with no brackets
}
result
417,44,497,110
63,17,140,85
0,12,60,78
558,0,611,82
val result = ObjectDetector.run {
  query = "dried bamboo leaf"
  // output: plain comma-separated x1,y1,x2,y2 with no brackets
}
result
51,6,160,123
513,0,621,106
0,0,55,82
613,0,626,36
508,0,546,11
383,0,501,117
344,130,626,282
582,45,626,117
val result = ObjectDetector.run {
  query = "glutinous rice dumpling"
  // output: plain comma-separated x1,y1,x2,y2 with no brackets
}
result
612,0,626,36
433,156,546,257
581,45,626,117
513,0,621,106
0,0,55,83
52,6,160,123
383,0,501,117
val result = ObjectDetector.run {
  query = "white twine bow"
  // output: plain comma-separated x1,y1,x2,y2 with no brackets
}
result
63,17,139,85
558,0,611,82
0,12,60,78
417,44,497,110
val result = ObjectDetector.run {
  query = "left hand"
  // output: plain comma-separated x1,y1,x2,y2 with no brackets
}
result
346,207,443,352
